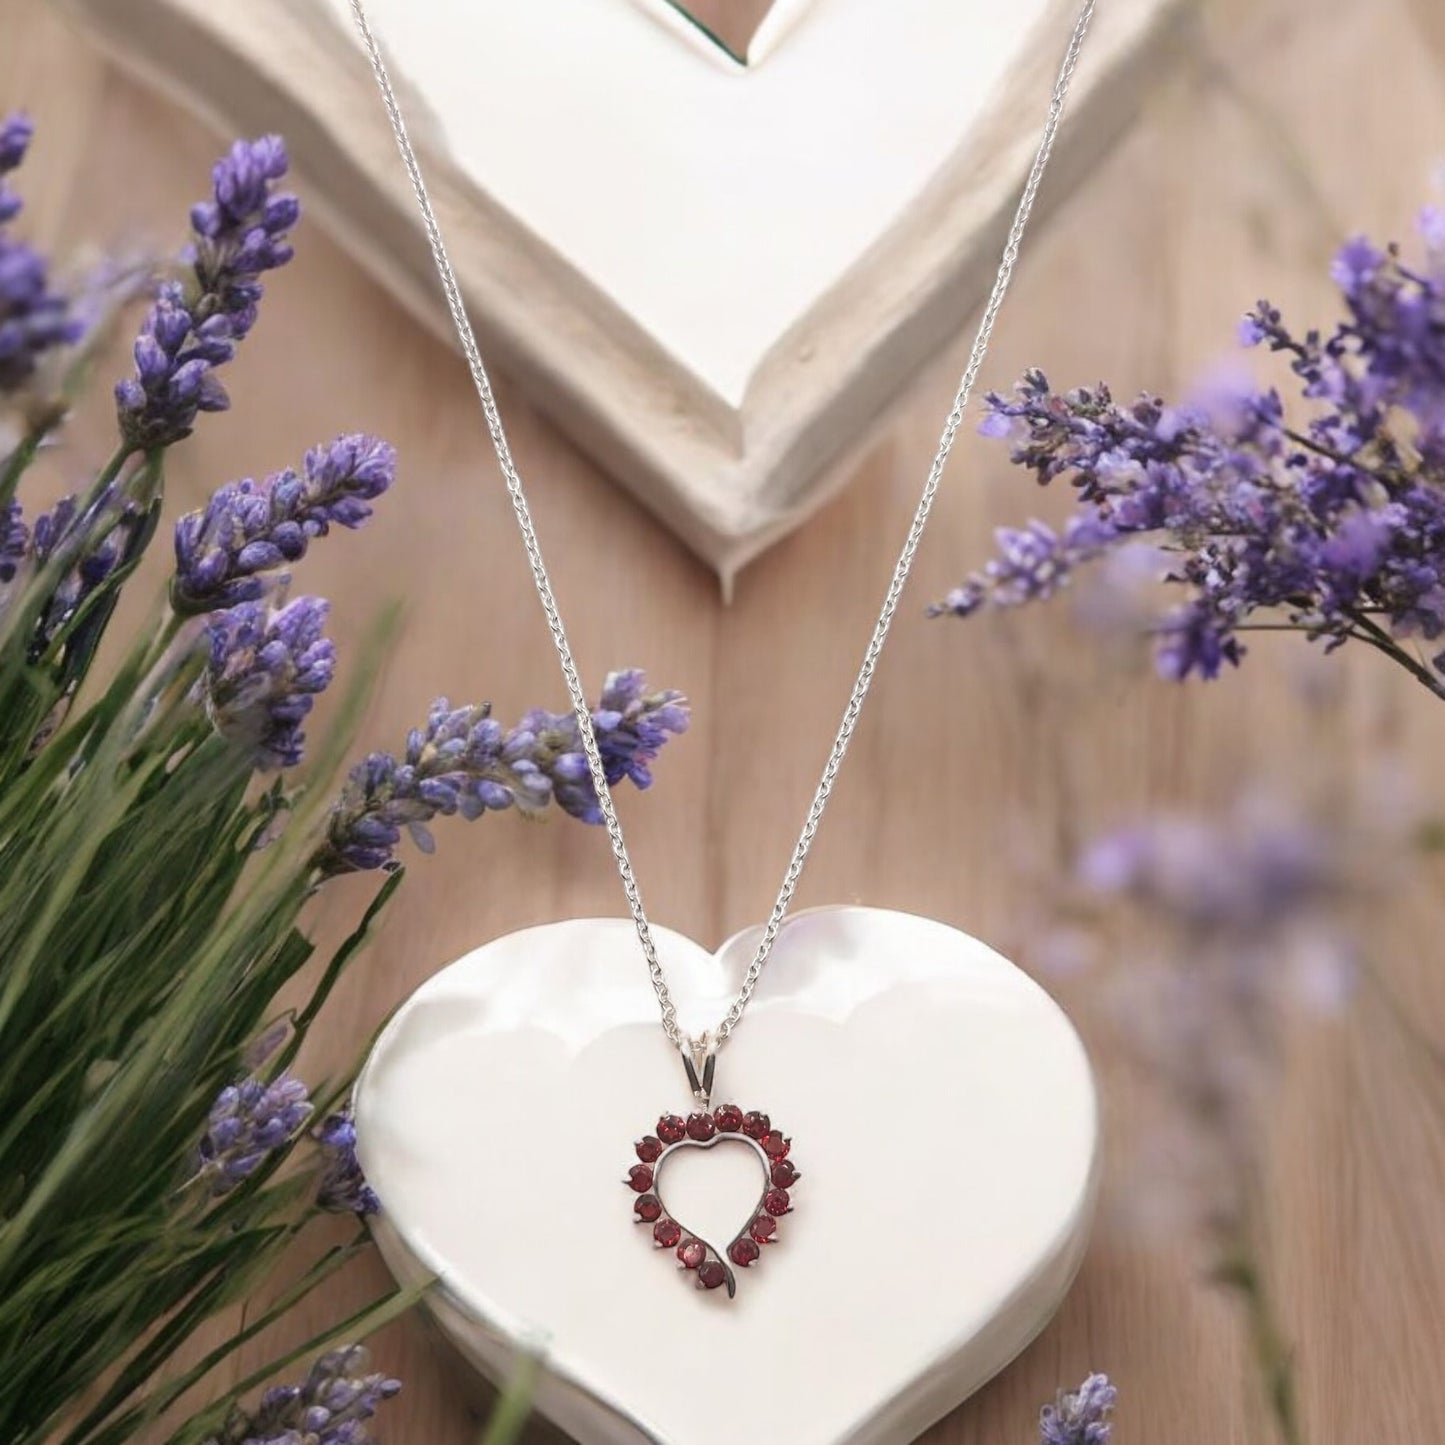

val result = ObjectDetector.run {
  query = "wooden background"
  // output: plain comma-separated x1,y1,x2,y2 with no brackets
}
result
5,0,1445,1438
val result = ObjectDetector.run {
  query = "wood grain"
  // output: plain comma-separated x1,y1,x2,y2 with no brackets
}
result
4,0,1445,1439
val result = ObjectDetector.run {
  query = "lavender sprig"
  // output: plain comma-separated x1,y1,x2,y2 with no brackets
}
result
188,136,298,340
196,1073,313,1197
0,113,81,395
115,136,297,451
315,1108,380,1218
1040,1373,1116,1445
173,434,395,613
207,1345,399,1445
316,671,689,874
937,207,1445,694
25,487,156,667
1048,787,1397,1445
204,597,335,771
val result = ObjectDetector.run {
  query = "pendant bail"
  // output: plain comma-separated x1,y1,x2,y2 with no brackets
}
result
681,1034,716,1110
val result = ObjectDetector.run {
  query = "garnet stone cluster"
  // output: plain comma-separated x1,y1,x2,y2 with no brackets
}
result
625,1104,799,1298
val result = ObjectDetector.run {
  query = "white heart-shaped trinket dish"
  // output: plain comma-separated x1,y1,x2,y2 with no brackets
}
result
355,906,1098,1444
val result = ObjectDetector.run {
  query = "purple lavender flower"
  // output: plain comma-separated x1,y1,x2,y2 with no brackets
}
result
197,1072,313,1196
0,114,34,222
0,500,26,583
937,207,1445,698
172,434,396,613
204,597,335,770
928,515,1116,620
209,1345,399,1445
25,489,150,665
188,136,297,339
115,136,297,451
315,1108,380,1217
316,672,689,874
0,113,81,394
113,282,233,451
1040,1374,1116,1445
530,667,691,821
1078,806,1341,940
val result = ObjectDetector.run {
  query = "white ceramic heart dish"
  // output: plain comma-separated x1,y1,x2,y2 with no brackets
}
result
355,907,1099,1445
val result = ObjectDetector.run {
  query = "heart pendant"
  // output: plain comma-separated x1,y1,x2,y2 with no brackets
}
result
628,1107,797,1296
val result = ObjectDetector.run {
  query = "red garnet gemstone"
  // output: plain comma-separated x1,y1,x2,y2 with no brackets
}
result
626,1164,654,1193
761,1130,791,1160
657,1114,687,1144
750,1214,777,1244
697,1260,728,1290
713,1103,744,1133
770,1160,799,1189
741,1110,770,1140
635,1135,663,1164
676,1238,706,1270
653,1218,682,1249
686,1111,716,1142
728,1237,761,1268
634,1194,662,1223
764,1188,792,1216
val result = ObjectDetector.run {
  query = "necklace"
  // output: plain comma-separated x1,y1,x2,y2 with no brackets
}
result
350,0,1095,1298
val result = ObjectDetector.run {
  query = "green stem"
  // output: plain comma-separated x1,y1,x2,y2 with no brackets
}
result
1215,1240,1304,1445
1277,425,1389,481
0,429,45,511
83,444,136,511
479,1353,540,1445
277,870,404,1076
1342,608,1445,700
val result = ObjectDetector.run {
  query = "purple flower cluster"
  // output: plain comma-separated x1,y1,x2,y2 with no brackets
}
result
314,1108,380,1217
204,597,335,771
115,136,297,451
317,671,689,874
25,489,150,663
197,1072,313,1197
1079,807,1339,940
188,136,298,339
0,113,81,394
1039,1373,1116,1445
211,1345,399,1445
938,208,1445,695
173,435,396,613
580,667,692,809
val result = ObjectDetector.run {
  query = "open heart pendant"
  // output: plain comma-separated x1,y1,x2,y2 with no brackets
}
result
627,1106,800,1297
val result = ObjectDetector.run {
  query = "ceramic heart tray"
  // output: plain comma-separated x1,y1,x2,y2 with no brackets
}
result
63,0,1179,581
355,907,1098,1445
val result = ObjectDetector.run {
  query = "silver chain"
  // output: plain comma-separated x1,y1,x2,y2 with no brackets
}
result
350,0,1096,1067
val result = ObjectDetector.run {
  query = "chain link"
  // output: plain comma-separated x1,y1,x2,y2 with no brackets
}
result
350,0,1096,1059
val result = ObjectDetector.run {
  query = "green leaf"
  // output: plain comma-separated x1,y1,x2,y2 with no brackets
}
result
479,1353,540,1445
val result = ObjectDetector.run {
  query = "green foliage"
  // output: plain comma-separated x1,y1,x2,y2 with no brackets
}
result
0,477,403,1440
0,317,405,1444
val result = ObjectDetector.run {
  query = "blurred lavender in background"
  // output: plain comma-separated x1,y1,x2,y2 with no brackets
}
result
1033,777,1415,1445
0,114,81,395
